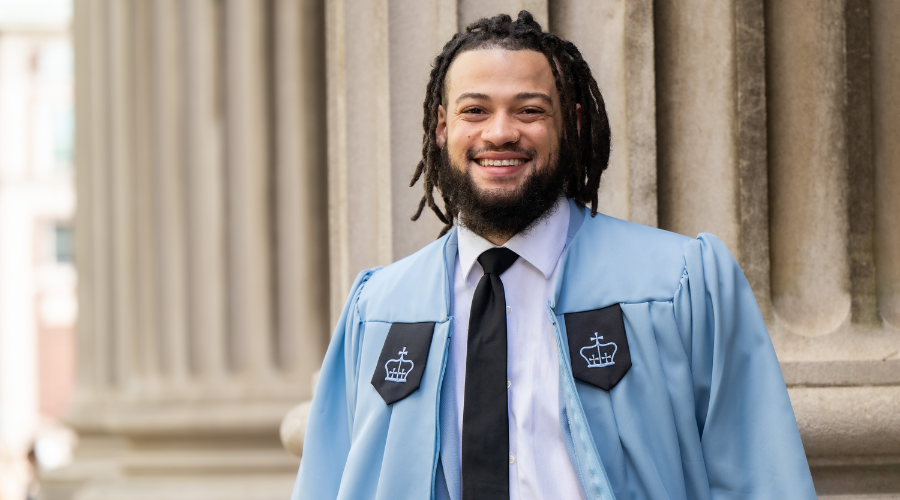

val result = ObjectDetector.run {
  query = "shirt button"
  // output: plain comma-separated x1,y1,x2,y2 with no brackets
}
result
507,379,511,389
506,306,511,315
509,454,516,464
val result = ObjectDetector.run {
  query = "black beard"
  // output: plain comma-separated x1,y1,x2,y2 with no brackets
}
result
439,145,566,241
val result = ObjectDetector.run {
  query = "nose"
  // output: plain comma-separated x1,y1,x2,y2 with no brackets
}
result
481,112,519,146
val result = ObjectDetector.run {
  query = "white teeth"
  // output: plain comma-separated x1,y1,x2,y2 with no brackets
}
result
478,158,525,166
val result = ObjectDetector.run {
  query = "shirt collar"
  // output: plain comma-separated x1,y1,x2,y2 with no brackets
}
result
457,197,570,284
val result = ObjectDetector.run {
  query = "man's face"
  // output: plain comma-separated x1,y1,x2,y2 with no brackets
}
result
435,48,568,239
436,48,564,199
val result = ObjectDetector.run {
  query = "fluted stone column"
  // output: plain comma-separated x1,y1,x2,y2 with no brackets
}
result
763,1,900,495
273,0,330,377
656,0,741,256
44,1,329,498
326,0,392,323
83,0,112,398
764,0,899,359
183,0,228,385
107,0,138,394
654,0,771,314
326,0,452,323
550,0,657,226
155,0,192,387
871,0,900,331
224,0,276,384
132,0,162,396
768,0,851,337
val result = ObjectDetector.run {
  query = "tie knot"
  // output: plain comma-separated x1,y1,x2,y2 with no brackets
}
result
478,247,519,276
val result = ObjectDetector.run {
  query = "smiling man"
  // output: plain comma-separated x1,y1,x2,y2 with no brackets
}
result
292,11,816,500
433,47,569,245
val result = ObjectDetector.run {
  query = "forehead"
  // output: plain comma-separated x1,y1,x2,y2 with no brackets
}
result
444,48,557,103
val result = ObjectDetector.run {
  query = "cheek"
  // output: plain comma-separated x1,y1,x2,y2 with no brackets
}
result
445,135,468,159
526,126,557,149
452,123,477,139
448,125,477,149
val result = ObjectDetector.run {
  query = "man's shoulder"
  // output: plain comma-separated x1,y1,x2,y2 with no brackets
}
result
367,233,450,285
559,210,695,306
355,233,451,323
575,210,694,260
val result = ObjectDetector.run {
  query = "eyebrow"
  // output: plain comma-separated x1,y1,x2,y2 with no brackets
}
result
514,92,553,105
455,92,489,104
454,91,554,106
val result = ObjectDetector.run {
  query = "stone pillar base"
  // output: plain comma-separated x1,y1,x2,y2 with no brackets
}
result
46,474,296,500
41,400,300,500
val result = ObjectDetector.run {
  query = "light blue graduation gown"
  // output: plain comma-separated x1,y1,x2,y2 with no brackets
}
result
291,199,817,500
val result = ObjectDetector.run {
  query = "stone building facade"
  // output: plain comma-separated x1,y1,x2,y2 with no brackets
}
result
46,0,898,498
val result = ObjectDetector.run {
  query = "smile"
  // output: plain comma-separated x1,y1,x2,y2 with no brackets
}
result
476,158,527,166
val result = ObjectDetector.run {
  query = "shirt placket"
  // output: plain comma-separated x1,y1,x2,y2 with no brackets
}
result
506,299,519,499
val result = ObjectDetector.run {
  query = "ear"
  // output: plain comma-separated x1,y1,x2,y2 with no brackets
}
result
436,104,447,148
576,103,582,137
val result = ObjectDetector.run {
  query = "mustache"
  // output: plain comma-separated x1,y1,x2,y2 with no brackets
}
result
465,146,538,161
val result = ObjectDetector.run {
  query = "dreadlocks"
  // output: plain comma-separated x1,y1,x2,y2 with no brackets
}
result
409,10,612,236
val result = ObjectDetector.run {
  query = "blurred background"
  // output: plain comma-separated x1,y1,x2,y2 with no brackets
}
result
0,0,76,499
0,0,897,499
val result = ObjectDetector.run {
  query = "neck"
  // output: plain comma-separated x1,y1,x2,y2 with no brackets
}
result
459,214,515,246
483,233,513,246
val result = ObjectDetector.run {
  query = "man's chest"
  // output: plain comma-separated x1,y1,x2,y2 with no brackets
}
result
449,255,561,398
448,255,564,437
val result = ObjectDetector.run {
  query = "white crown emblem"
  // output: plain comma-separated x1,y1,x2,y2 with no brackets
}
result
384,347,415,383
580,333,617,368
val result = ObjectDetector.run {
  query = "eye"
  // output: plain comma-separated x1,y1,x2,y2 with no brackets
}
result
461,107,484,115
518,107,548,121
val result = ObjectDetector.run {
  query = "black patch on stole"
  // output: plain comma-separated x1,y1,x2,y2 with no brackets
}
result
371,322,436,405
564,304,631,391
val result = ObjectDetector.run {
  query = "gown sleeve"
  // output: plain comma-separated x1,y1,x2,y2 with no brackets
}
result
291,268,379,500
675,233,817,499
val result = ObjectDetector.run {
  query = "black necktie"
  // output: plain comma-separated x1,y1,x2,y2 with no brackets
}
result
462,247,519,500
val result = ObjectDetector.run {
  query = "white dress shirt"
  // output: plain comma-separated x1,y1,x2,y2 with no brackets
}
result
450,197,585,500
